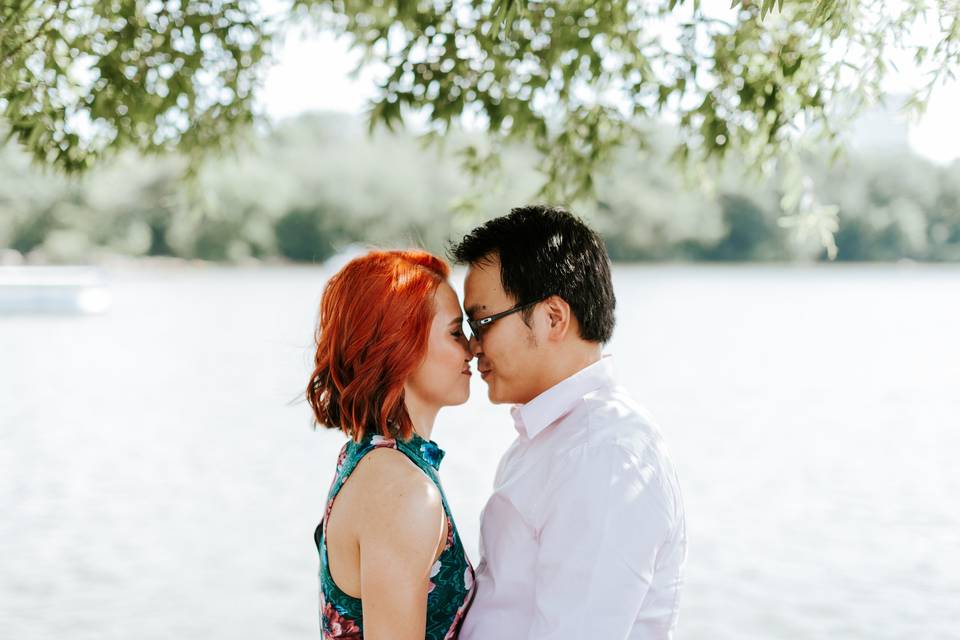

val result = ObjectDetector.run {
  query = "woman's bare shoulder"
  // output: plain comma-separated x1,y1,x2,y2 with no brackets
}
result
349,446,444,534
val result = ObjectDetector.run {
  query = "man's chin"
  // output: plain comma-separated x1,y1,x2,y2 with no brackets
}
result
485,381,508,405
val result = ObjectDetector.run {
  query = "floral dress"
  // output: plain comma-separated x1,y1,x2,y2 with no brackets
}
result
315,433,475,639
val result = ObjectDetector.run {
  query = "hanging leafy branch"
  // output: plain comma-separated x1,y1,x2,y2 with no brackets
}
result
2,0,958,224
0,0,270,172
284,0,958,249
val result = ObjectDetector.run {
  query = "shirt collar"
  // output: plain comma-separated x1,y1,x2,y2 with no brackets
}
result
510,355,616,440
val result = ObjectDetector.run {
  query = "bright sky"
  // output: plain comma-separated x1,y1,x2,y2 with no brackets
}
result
260,27,960,165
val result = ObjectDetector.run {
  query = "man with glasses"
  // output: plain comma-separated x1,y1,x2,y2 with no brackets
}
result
452,205,687,640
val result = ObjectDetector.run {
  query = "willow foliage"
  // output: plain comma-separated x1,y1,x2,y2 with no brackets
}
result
2,0,958,230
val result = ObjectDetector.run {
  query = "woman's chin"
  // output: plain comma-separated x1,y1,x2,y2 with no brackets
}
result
438,389,470,408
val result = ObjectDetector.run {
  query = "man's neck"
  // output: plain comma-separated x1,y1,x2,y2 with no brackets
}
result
525,345,603,403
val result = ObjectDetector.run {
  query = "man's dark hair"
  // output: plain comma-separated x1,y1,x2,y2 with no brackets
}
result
450,205,616,343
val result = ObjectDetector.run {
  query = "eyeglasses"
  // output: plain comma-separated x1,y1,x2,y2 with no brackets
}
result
467,297,547,342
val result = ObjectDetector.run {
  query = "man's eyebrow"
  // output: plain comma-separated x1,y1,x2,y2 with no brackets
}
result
465,304,485,318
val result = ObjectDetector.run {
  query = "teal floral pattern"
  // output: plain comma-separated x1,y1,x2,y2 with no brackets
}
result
317,433,475,639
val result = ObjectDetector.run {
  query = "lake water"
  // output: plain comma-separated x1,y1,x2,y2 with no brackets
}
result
1,264,958,639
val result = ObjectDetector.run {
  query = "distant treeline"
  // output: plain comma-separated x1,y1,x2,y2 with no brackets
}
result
2,113,959,263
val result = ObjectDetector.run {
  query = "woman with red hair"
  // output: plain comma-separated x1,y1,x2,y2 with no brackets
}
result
308,250,476,639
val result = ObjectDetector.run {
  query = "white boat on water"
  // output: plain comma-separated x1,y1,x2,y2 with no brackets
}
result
0,266,112,314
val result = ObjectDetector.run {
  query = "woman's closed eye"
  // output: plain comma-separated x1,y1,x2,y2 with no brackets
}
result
448,317,466,339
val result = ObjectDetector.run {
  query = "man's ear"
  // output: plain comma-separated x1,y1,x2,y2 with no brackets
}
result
543,295,571,341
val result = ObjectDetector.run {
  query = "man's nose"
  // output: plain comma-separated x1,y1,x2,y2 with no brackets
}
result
469,334,482,356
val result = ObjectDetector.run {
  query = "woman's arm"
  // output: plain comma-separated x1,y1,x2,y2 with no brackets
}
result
356,448,446,640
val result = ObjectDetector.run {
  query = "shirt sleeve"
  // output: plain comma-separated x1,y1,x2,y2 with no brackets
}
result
527,443,675,640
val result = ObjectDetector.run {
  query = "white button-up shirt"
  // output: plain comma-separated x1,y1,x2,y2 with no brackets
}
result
460,356,686,640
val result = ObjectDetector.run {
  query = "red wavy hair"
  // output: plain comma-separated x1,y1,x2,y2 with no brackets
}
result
307,250,451,441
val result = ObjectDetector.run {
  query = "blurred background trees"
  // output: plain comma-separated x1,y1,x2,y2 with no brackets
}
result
3,0,959,264
2,111,958,263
